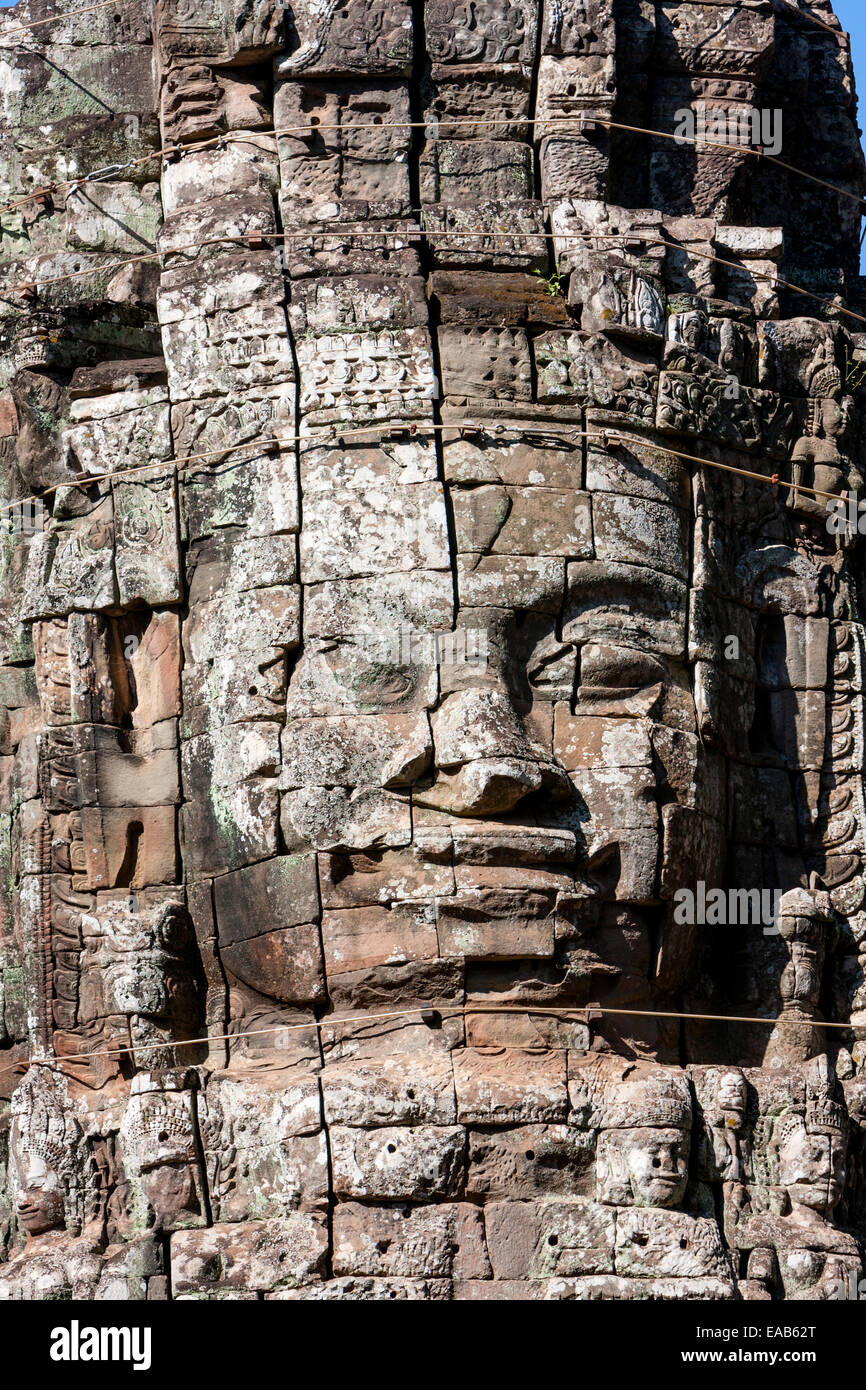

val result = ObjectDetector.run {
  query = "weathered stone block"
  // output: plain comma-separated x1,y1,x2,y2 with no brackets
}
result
170,1216,328,1295
332,1202,490,1279
330,1124,466,1199
213,856,324,1004
453,1048,568,1124
485,1199,615,1278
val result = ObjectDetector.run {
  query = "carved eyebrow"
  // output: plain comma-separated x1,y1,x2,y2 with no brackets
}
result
565,561,686,607
563,565,687,653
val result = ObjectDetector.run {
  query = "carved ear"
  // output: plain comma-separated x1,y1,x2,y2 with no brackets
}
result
596,1133,631,1205
768,1184,790,1217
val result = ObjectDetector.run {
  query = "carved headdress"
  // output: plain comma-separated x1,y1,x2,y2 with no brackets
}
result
594,1066,693,1208
600,1067,693,1132
808,341,843,401
119,1070,200,1170
752,1056,847,1203
806,340,844,434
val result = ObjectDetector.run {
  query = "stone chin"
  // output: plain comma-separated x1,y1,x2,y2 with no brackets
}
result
627,1163,690,1209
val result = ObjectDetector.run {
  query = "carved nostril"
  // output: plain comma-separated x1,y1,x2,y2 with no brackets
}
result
415,757,549,817
459,759,543,815
421,689,574,815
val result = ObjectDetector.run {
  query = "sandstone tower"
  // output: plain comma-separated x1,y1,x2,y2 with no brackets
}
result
0,0,864,1301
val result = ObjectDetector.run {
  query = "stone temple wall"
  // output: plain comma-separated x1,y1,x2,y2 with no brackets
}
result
0,0,864,1300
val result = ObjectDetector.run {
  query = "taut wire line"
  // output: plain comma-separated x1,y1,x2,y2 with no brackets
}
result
263,115,866,223
5,227,866,337
0,1002,856,1086
789,4,840,35
0,0,843,44
0,0,123,39
0,421,858,526
0,108,864,219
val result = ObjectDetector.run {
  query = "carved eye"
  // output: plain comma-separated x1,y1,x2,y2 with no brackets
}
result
354,666,415,707
580,643,667,691
528,645,575,694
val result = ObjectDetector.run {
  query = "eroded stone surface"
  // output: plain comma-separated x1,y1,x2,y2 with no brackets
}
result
0,0,865,1303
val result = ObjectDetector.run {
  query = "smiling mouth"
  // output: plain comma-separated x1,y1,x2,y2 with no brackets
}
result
793,1179,839,1197
409,824,598,907
16,1202,49,1227
447,825,579,867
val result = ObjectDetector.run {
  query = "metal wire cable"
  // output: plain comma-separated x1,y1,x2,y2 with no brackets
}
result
0,419,856,526
0,1000,854,1086
3,227,864,341
1,106,864,221
0,0,122,39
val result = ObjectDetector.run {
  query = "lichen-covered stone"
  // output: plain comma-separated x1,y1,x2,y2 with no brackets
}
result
1,0,866,1305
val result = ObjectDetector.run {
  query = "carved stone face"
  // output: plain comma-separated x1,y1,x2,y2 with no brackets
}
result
597,1121,691,1209
717,1071,747,1114
818,395,851,441
620,1125,691,1208
3,0,866,1306
83,899,202,1036
9,1068,81,1240
776,1121,846,1215
270,428,715,1039
119,1075,207,1232
14,1150,65,1237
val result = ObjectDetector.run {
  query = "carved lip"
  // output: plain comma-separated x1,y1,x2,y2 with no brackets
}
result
445,886,558,913
16,1198,53,1227
446,825,579,867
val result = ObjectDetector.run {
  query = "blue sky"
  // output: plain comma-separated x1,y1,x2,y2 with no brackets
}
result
799,2,866,269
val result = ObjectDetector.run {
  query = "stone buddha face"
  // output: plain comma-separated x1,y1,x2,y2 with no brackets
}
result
14,1148,65,1237
270,422,718,1048
9,1068,81,1240
594,1068,693,1207
619,1125,691,1208
814,393,853,446
1,0,866,1308
597,1117,691,1209
716,1070,747,1115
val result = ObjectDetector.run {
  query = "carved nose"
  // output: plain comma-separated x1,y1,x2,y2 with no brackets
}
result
653,1155,676,1172
417,689,571,816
